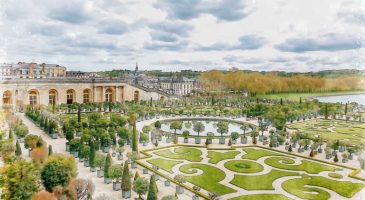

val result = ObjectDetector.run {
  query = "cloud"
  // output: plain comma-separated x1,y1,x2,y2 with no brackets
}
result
144,40,189,51
275,33,362,52
98,20,129,35
154,0,250,21
196,35,265,51
150,31,179,42
46,1,92,24
28,23,64,37
223,55,263,64
269,57,289,63
149,21,193,37
338,10,365,25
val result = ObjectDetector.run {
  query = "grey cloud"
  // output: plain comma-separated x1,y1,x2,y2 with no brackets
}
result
270,57,289,63
144,41,188,51
338,10,365,25
150,31,179,42
98,20,129,35
196,35,265,51
154,0,250,21
149,21,194,37
275,34,362,52
47,1,91,24
223,55,263,64
28,23,64,37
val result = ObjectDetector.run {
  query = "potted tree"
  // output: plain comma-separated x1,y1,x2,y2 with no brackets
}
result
110,164,123,191
240,124,249,144
182,130,190,143
207,132,214,144
121,160,131,198
193,121,205,144
231,132,239,144
89,142,96,172
174,175,186,194
217,121,228,144
104,153,112,184
132,177,148,200
96,152,106,178
170,121,182,143
128,151,139,169
116,146,125,160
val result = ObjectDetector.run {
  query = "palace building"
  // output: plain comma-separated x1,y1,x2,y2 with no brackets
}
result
0,62,170,110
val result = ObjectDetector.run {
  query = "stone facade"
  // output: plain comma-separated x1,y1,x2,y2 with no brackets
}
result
0,78,169,109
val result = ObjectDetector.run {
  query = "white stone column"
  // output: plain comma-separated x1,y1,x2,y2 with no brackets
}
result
93,86,96,102
115,86,119,102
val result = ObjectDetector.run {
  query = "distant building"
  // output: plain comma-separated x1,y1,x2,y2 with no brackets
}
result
159,73,201,96
0,62,66,79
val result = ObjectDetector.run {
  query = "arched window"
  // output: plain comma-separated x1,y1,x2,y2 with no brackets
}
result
29,90,38,105
83,89,91,103
105,88,113,102
66,89,75,104
133,91,139,101
2,91,12,105
49,89,58,105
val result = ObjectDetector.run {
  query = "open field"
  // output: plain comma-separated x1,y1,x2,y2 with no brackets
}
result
138,145,365,200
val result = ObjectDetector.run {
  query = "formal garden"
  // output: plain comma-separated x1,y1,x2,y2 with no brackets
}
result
139,145,365,200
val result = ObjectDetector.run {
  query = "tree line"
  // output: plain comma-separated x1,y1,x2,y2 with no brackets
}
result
199,70,365,94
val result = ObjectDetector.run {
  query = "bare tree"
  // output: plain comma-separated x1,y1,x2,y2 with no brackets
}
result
67,179,95,200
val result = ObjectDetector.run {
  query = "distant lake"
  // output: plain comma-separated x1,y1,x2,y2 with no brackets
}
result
314,94,365,105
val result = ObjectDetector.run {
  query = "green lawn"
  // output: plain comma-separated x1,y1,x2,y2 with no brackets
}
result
241,148,290,160
207,151,240,164
264,157,340,174
287,119,365,145
224,160,264,173
282,174,365,199
180,163,236,195
146,158,182,173
154,147,203,162
230,169,299,190
230,194,292,200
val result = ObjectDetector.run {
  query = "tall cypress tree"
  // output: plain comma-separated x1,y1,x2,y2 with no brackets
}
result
132,120,138,152
104,153,112,178
345,102,348,115
89,142,96,168
121,160,131,191
15,140,22,156
48,145,53,156
77,105,81,123
147,175,157,200
325,104,328,119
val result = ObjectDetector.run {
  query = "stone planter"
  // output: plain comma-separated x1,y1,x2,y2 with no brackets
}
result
164,180,170,187
97,169,104,178
241,137,247,144
219,138,225,144
90,167,96,172
19,137,25,143
342,159,347,163
192,195,199,200
73,151,79,158
207,139,212,144
325,154,332,159
184,138,189,143
232,139,237,144
195,138,201,144
131,162,137,169
28,149,32,157
79,157,84,162
103,146,110,153
259,135,264,142
176,186,184,194
113,182,121,191
143,142,148,146
117,154,123,160
121,190,131,199
66,144,70,152
154,174,160,181
51,133,58,139
318,148,323,153
84,161,89,167
166,138,171,143
158,136,162,141
112,152,116,157
332,150,337,156
143,168,148,174
349,154,353,160
104,177,112,184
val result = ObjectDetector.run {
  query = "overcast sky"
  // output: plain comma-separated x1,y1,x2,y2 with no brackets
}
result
0,0,364,72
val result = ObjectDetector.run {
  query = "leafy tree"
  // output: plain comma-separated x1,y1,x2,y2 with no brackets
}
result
231,132,239,141
193,121,205,137
128,113,138,152
0,159,40,200
41,154,77,192
15,140,21,156
182,130,190,139
109,164,123,183
121,160,131,192
240,124,249,137
147,175,158,200
216,121,229,137
170,121,182,140
104,153,112,179
133,177,148,199
154,121,161,129
95,152,106,170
